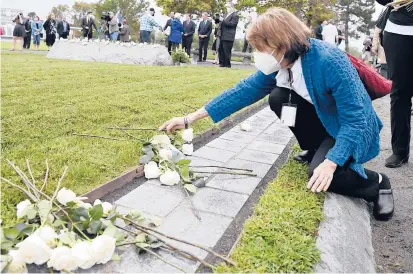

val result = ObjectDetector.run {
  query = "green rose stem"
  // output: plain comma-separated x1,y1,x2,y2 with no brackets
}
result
193,170,257,176
115,225,215,270
191,165,254,172
182,185,202,221
40,159,49,192
140,246,186,273
107,126,160,131
119,216,236,266
72,133,128,141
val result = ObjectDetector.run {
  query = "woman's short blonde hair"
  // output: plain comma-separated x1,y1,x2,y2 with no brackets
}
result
247,8,311,53
48,13,55,20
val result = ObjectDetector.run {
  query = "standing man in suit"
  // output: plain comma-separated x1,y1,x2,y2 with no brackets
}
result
57,17,70,39
219,2,239,68
23,15,32,49
182,13,196,56
197,12,212,62
81,11,97,40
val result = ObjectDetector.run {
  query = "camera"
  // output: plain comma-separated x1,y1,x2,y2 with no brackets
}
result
101,11,110,21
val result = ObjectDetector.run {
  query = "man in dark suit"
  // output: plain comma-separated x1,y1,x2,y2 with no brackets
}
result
219,3,239,68
164,12,174,54
57,17,70,39
197,12,212,62
182,13,196,56
23,15,32,49
81,11,97,40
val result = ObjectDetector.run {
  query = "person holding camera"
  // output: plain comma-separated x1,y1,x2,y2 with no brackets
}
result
107,12,119,41
81,11,97,40
139,8,162,43
10,12,25,51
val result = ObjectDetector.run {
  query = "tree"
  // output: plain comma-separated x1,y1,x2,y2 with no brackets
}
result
155,0,226,15
95,0,149,39
72,1,96,26
334,0,375,52
51,4,70,19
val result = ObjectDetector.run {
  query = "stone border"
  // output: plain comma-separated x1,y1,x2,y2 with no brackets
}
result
82,100,269,202
314,193,376,273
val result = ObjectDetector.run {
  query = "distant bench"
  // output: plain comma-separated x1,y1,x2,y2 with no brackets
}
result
190,49,254,65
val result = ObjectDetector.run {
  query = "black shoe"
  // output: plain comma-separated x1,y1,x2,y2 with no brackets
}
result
385,154,409,168
373,174,394,221
197,59,202,62
219,65,225,67
293,150,316,164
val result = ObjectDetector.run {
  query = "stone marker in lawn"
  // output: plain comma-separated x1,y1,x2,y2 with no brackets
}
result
47,40,173,66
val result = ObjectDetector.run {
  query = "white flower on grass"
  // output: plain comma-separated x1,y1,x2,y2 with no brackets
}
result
144,161,161,179
160,170,181,186
240,122,252,132
56,188,77,206
34,225,58,248
8,250,28,274
93,199,113,216
16,235,52,265
151,135,171,147
159,148,172,160
47,246,78,272
71,241,96,269
90,235,116,264
182,143,194,155
16,200,31,219
182,128,194,142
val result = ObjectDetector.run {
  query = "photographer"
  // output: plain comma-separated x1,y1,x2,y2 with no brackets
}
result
10,12,25,51
81,11,97,40
108,12,119,41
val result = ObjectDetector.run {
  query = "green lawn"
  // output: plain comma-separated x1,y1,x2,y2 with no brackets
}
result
1,41,49,51
1,52,254,225
217,146,324,273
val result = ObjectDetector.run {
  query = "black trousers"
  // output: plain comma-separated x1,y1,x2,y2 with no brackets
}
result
198,38,209,61
23,33,31,49
242,38,252,53
167,40,172,55
182,36,193,56
269,86,380,202
60,32,68,39
219,40,234,67
383,31,413,157
83,30,93,40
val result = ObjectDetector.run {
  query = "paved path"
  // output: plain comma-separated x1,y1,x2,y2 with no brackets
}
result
366,96,413,273
90,106,292,273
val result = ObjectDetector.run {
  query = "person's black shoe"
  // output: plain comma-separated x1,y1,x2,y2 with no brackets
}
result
373,173,394,221
219,65,225,67
385,154,409,168
293,150,316,164
197,59,202,62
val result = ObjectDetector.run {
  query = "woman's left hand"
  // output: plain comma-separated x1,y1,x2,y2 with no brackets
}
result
307,159,337,193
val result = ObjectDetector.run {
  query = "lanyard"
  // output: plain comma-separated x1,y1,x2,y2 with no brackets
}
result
287,68,294,106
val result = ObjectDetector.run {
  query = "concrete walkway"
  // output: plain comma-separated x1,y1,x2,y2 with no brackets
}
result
90,106,293,273
366,96,413,273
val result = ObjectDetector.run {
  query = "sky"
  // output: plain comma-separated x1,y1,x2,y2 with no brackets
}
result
2,0,385,50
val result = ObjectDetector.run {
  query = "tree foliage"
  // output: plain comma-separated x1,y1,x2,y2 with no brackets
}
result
51,4,70,20
334,0,375,51
154,0,226,15
72,1,97,26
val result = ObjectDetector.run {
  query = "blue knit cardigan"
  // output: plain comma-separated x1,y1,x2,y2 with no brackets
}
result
205,39,383,178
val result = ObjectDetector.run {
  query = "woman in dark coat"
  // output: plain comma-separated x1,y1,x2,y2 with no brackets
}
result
43,13,57,49
10,12,25,51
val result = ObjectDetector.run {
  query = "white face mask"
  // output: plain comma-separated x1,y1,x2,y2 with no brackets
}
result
253,50,284,75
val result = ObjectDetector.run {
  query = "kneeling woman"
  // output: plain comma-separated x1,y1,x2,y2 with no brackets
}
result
159,8,394,221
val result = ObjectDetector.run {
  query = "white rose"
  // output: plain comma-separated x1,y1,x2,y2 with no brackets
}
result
182,143,194,155
34,226,58,248
151,135,171,147
240,122,252,132
16,235,52,265
93,199,113,216
144,161,160,179
8,250,28,274
16,200,31,219
47,246,78,272
182,128,194,142
56,188,77,206
159,149,172,160
71,241,96,269
160,170,181,186
90,235,116,264
78,201,93,209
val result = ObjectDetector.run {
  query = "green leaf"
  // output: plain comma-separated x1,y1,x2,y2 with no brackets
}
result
184,184,198,193
139,155,152,164
150,242,164,249
38,200,52,224
177,159,191,166
135,242,150,248
0,241,14,251
149,217,162,227
66,201,77,208
59,231,77,246
0,254,12,271
26,208,37,220
134,233,147,243
3,227,19,240
87,220,102,234
19,226,35,237
15,223,28,233
111,253,121,261
89,204,103,221
52,219,65,227
103,225,117,238
180,165,190,179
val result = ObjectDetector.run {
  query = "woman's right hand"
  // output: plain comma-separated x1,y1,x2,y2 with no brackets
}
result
159,117,186,133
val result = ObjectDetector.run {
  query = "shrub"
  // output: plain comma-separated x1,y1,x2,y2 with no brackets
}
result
171,48,190,64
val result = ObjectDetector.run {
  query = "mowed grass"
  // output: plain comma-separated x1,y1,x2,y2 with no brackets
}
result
1,52,254,225
217,146,325,273
1,41,49,51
